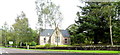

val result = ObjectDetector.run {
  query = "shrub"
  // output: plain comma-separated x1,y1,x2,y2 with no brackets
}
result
58,45,71,47
51,44,56,47
44,44,51,48
30,41,37,46
35,45,45,47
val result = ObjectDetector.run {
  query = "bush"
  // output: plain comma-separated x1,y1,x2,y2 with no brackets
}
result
44,44,51,48
35,45,45,47
57,45,71,47
30,41,37,46
51,44,56,47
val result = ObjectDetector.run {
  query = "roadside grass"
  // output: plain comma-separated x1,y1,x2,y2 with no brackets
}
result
1,46,120,54
0,46,5,48
27,49,120,53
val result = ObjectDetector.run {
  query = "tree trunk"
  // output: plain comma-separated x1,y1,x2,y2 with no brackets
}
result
110,16,113,46
56,29,58,46
20,42,22,46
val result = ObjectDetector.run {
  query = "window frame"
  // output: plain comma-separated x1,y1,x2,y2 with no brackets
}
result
44,38,46,43
65,39,67,43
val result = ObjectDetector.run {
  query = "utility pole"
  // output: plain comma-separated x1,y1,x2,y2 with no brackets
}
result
110,16,113,46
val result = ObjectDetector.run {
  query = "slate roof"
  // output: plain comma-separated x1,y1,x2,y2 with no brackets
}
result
40,29,70,37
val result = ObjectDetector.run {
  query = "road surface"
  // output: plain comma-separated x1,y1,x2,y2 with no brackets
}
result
0,47,119,55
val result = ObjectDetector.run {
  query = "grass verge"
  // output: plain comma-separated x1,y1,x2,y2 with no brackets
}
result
1,47,120,54
28,49,120,53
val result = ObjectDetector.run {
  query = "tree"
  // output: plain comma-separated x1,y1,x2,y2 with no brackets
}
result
90,4,116,45
68,2,120,45
0,29,2,46
67,24,83,44
2,22,9,46
35,0,63,29
112,1,120,44
35,0,63,46
48,4,63,46
36,0,50,30
12,11,34,46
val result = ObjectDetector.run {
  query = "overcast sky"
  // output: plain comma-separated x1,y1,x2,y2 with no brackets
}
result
0,0,84,30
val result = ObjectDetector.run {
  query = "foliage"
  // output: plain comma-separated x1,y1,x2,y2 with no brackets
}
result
68,2,120,45
1,12,38,46
35,0,63,28
2,22,9,46
12,12,32,45
57,45,71,47
44,44,51,48
35,0,63,46
0,30,2,45
35,45,45,47
29,41,37,46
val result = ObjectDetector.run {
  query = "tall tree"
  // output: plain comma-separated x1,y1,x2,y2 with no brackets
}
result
2,22,9,46
35,0,63,45
48,3,63,46
36,0,50,30
112,2,120,45
35,0,63,29
68,2,120,45
12,11,34,46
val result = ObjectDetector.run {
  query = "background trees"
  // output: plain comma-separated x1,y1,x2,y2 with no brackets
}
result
2,22,9,46
35,0,63,29
68,2,120,45
0,29,2,46
1,1,120,47
12,12,38,46
1,12,38,46
36,0,63,46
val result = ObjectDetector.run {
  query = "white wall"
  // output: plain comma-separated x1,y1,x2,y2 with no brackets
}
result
39,36,49,45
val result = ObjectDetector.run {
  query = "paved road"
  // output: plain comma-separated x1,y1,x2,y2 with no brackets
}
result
0,48,2,54
0,48,119,55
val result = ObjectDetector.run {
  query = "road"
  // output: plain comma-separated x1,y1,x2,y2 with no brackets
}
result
0,47,119,55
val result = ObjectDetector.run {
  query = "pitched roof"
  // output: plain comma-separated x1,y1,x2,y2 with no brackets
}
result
60,30,70,37
40,29,70,37
40,29,54,36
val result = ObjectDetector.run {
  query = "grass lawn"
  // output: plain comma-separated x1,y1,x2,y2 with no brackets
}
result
2,47,120,54
28,49,120,53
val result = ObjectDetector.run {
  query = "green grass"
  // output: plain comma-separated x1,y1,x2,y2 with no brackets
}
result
1,46,120,53
3,47,120,53
35,45,45,47
0,46,5,48
27,49,120,53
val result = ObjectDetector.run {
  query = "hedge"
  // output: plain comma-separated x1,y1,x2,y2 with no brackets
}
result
16,46,120,51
